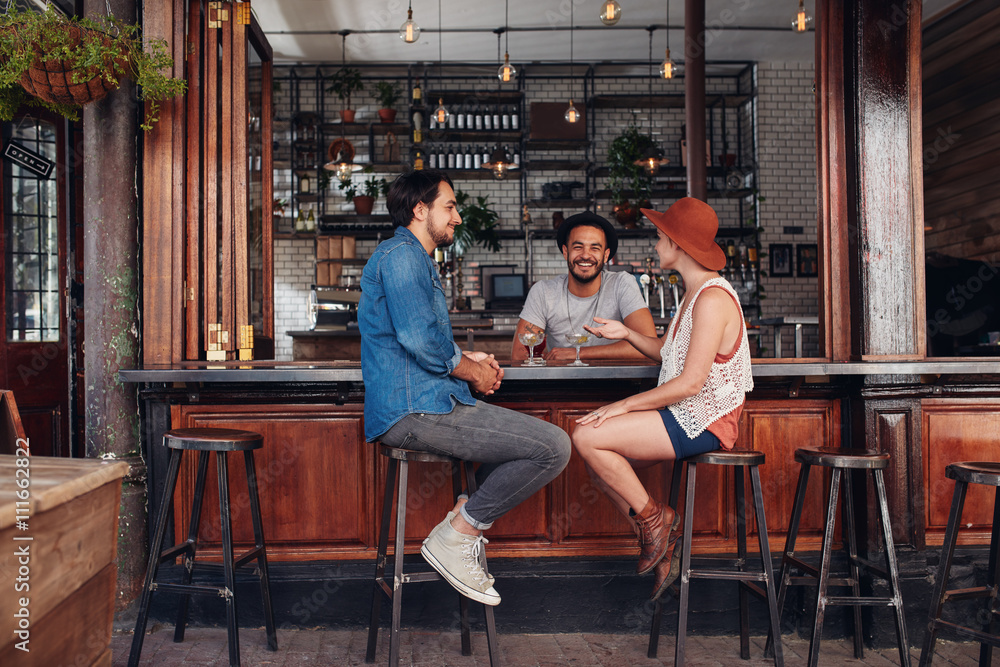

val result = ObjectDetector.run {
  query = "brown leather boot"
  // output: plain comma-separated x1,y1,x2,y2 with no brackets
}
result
632,498,678,575
650,530,683,601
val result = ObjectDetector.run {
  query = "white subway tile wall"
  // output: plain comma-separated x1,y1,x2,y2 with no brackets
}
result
272,62,818,360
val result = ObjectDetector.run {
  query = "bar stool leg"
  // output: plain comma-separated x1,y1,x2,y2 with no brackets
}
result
918,479,968,667
647,460,684,659
388,457,410,667
175,450,210,643
873,469,910,667
808,468,842,667
243,449,278,650
765,462,812,658
841,468,864,659
367,456,399,662
735,464,750,659
462,462,500,667
452,461,472,657
750,464,784,667
216,452,241,667
981,487,1000,666
675,460,698,667
128,446,184,667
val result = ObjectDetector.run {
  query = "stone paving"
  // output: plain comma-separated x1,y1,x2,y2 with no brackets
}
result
113,625,985,666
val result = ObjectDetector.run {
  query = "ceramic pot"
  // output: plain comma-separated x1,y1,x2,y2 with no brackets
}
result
353,196,374,216
340,109,356,123
377,108,397,123
613,202,640,228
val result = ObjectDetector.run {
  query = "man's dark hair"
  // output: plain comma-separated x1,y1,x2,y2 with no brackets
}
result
386,169,454,228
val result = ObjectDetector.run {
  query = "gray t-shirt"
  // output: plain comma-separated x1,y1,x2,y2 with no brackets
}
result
518,271,649,348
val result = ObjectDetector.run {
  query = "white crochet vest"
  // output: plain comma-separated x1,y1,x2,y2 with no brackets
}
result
659,277,754,439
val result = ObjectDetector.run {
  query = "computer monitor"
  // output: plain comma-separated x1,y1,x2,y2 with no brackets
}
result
489,273,527,310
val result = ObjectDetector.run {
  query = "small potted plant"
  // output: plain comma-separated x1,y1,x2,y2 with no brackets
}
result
373,81,400,123
0,6,186,130
453,189,502,255
326,67,364,123
338,170,387,216
607,124,657,227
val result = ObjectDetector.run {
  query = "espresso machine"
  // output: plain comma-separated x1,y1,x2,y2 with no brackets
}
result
308,285,361,330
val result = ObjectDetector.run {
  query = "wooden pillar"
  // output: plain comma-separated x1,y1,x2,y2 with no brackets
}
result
684,0,707,200
82,0,144,609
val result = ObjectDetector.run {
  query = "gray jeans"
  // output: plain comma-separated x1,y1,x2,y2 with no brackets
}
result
380,401,571,530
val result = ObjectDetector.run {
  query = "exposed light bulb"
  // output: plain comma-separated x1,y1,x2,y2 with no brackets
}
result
644,157,659,175
492,162,509,180
497,52,517,83
399,8,420,43
434,98,449,125
791,0,812,32
564,100,579,123
660,48,675,79
336,162,353,182
599,0,621,26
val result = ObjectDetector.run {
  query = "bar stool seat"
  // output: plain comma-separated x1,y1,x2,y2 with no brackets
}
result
366,444,499,667
648,448,784,666
766,447,909,667
919,462,1000,666
129,428,277,667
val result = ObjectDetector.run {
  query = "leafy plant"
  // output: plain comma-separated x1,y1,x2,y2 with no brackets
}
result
338,170,387,202
607,124,657,207
373,81,400,110
0,6,186,130
453,189,501,254
326,67,364,108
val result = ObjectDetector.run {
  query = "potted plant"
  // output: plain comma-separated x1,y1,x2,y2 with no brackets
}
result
453,189,502,255
338,170,387,216
607,124,657,227
326,67,363,123
0,6,186,130
373,81,400,123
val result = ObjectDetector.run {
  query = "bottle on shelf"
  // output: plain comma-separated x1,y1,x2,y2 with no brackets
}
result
305,207,316,232
473,146,483,170
463,145,473,170
412,78,422,104
438,146,447,168
492,107,501,131
414,150,424,171
429,113,437,130
447,111,456,129
512,146,520,166
483,110,492,131
475,106,483,130
446,146,456,169
465,108,474,129
457,111,465,130
510,106,519,130
429,151,438,169
299,173,311,194
295,207,307,233
501,106,510,130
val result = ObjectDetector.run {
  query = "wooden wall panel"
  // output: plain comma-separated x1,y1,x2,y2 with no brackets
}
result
921,398,1000,547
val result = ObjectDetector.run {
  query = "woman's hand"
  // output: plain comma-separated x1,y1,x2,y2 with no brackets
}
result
584,317,630,341
576,398,631,428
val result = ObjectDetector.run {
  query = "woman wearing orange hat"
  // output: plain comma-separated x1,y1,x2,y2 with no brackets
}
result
572,197,754,600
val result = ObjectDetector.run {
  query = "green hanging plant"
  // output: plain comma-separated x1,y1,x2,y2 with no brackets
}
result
0,6,186,130
453,189,501,255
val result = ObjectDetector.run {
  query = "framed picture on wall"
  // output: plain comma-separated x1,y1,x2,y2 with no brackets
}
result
769,243,792,277
797,244,819,277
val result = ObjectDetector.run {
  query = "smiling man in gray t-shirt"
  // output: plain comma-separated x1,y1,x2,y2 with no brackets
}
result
512,212,656,362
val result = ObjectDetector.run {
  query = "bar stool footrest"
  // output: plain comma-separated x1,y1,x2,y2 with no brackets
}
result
692,568,770,583
851,556,889,579
784,555,818,577
233,547,265,569
154,582,231,598
158,542,195,564
825,595,897,606
930,619,1000,647
942,585,997,602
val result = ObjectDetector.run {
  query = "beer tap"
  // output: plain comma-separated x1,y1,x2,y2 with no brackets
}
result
656,275,665,319
667,273,680,318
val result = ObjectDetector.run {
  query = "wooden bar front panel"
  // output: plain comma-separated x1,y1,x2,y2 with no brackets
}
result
171,397,841,561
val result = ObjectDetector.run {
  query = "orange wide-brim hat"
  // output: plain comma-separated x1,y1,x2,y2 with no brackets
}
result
641,198,727,271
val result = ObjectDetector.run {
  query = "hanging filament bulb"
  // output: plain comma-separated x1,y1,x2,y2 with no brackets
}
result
660,48,675,79
599,0,622,26
399,6,420,43
336,162,354,182
434,98,449,125
564,100,579,123
497,52,517,83
791,0,813,32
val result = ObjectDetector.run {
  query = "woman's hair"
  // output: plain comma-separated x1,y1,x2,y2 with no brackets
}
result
386,169,454,228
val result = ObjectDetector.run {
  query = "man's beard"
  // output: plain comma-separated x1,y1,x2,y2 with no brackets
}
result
568,257,604,283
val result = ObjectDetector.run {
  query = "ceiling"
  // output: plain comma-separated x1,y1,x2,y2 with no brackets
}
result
254,0,959,67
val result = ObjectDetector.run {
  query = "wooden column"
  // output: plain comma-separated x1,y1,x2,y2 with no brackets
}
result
82,0,144,608
843,0,925,359
684,0,707,200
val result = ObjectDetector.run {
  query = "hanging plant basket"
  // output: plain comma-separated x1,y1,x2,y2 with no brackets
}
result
17,26,125,106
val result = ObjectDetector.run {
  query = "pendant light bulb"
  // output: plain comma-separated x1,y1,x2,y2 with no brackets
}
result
660,48,675,79
336,162,354,182
399,7,420,43
434,98,449,125
564,100,579,123
599,0,622,26
497,52,517,83
791,0,813,32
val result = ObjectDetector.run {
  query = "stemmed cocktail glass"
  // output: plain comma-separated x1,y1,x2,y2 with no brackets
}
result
564,333,590,366
518,331,545,366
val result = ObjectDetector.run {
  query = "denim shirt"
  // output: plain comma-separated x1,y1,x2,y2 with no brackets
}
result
359,226,475,441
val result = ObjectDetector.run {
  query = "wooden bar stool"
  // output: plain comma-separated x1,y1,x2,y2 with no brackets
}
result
365,444,499,667
648,449,784,666
129,428,277,667
766,447,909,667
919,462,1000,666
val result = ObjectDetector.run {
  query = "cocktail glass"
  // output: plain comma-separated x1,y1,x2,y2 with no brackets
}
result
564,333,590,366
518,331,545,366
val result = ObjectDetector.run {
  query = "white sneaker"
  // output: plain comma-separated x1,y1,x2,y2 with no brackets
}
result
421,520,500,606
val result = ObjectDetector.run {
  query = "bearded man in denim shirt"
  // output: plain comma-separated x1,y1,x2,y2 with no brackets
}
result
359,170,571,606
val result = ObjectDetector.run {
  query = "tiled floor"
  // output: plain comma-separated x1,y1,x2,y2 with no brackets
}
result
113,625,984,666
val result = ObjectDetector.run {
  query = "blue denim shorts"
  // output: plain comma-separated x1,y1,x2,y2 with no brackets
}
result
658,408,720,459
